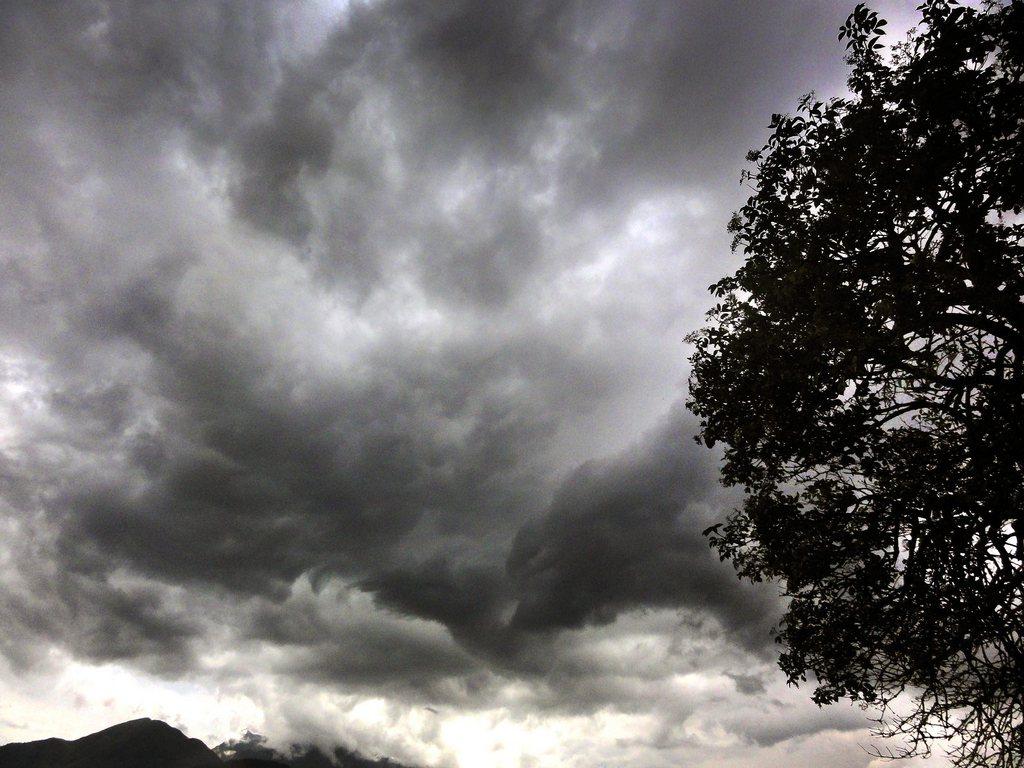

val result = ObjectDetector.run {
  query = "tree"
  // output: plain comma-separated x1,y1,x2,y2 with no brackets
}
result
686,1,1024,765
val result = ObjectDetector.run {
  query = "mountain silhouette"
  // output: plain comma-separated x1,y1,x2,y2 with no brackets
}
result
0,719,412,768
0,718,221,768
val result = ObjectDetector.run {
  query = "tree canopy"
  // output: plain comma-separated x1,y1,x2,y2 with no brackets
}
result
686,1,1024,765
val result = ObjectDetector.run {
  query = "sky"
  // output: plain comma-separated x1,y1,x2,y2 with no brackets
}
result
0,2,952,767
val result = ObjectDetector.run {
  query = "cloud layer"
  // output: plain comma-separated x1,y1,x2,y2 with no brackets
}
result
0,1,942,767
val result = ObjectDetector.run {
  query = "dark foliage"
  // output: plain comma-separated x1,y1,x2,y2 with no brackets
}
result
687,1,1024,765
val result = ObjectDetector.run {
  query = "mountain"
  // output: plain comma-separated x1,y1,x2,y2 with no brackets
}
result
0,718,221,768
214,730,410,768
0,720,414,768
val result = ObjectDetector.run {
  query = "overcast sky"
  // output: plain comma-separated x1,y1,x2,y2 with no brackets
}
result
0,2,950,767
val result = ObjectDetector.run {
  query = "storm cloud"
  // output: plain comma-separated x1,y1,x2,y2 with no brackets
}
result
0,1,930,767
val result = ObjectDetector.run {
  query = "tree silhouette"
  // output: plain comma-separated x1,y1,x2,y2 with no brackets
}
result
686,1,1023,765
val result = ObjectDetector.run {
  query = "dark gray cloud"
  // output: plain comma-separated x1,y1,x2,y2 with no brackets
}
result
362,558,513,651
230,72,336,242
728,703,870,748
239,579,482,692
0,0,922,764
726,672,767,696
506,406,778,651
0,566,198,673
0,509,199,675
